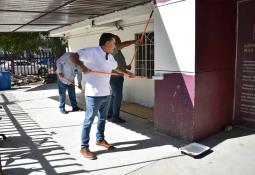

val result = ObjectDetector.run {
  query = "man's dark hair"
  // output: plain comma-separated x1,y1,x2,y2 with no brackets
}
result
99,33,115,46
114,35,121,45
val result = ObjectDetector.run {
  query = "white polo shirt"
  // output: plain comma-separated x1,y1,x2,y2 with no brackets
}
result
77,46,118,96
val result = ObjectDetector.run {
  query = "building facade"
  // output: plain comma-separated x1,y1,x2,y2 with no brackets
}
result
50,0,255,141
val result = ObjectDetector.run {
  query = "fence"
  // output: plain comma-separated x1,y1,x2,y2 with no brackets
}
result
0,52,57,77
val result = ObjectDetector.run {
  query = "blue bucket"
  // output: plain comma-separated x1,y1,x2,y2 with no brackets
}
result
0,71,11,90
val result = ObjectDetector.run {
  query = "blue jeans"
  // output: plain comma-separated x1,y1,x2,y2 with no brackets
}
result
81,96,111,149
57,79,78,109
109,76,124,119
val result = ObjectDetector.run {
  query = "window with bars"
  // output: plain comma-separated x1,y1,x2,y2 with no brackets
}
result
135,32,154,78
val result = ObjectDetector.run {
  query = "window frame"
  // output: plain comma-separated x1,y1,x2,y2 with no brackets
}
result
135,32,154,79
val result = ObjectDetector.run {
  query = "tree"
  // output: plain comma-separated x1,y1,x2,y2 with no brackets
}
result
0,32,67,56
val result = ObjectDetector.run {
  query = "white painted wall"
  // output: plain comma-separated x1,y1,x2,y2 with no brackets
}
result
65,5,155,107
50,1,195,107
154,0,195,74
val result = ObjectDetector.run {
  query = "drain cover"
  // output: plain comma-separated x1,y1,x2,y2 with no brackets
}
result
180,143,210,157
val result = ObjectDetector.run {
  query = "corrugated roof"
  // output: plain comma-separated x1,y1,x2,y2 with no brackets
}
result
0,0,151,32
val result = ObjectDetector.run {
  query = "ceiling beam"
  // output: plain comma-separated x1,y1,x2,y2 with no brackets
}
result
0,9,99,15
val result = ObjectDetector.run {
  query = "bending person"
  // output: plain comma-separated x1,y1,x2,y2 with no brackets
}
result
56,52,82,114
70,33,135,160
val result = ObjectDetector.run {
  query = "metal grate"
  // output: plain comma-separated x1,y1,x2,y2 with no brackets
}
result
135,32,154,79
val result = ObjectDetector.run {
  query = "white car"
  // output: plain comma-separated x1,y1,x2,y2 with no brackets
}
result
0,60,48,76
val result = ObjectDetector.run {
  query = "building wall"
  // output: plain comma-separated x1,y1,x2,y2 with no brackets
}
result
155,73,195,140
154,0,196,140
194,0,236,140
154,0,195,74
66,7,155,107
154,0,236,141
234,0,255,128
50,0,238,141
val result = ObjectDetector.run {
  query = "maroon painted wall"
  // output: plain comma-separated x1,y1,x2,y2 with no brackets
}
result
194,72,235,140
193,0,236,140
195,0,236,72
154,0,237,141
155,73,195,140
234,0,255,128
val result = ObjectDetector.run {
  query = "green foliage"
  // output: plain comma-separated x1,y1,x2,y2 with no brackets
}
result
0,32,67,54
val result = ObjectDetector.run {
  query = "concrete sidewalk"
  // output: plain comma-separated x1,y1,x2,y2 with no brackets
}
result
0,83,255,175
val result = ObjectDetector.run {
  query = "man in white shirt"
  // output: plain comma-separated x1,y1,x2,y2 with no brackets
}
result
56,52,82,114
70,33,135,160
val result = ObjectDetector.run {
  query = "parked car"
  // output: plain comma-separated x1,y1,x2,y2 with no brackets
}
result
37,57,52,65
0,60,48,76
0,59,5,65
0,50,4,58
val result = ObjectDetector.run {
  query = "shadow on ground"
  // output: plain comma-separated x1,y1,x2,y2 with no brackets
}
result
0,93,87,175
1,83,255,174
25,83,57,92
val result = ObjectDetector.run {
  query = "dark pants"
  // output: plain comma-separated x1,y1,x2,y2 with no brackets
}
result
109,76,124,119
58,79,78,109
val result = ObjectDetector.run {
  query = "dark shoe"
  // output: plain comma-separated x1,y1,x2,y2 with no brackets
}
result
72,107,82,112
107,115,112,119
80,148,96,160
112,117,126,123
60,108,68,114
96,140,115,150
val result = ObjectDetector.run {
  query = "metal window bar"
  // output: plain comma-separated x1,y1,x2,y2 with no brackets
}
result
136,33,141,76
140,34,145,76
149,40,152,77
144,41,146,76
135,34,139,75
135,32,154,78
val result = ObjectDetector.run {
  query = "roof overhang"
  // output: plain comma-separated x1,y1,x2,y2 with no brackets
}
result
49,3,153,37
0,0,151,32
